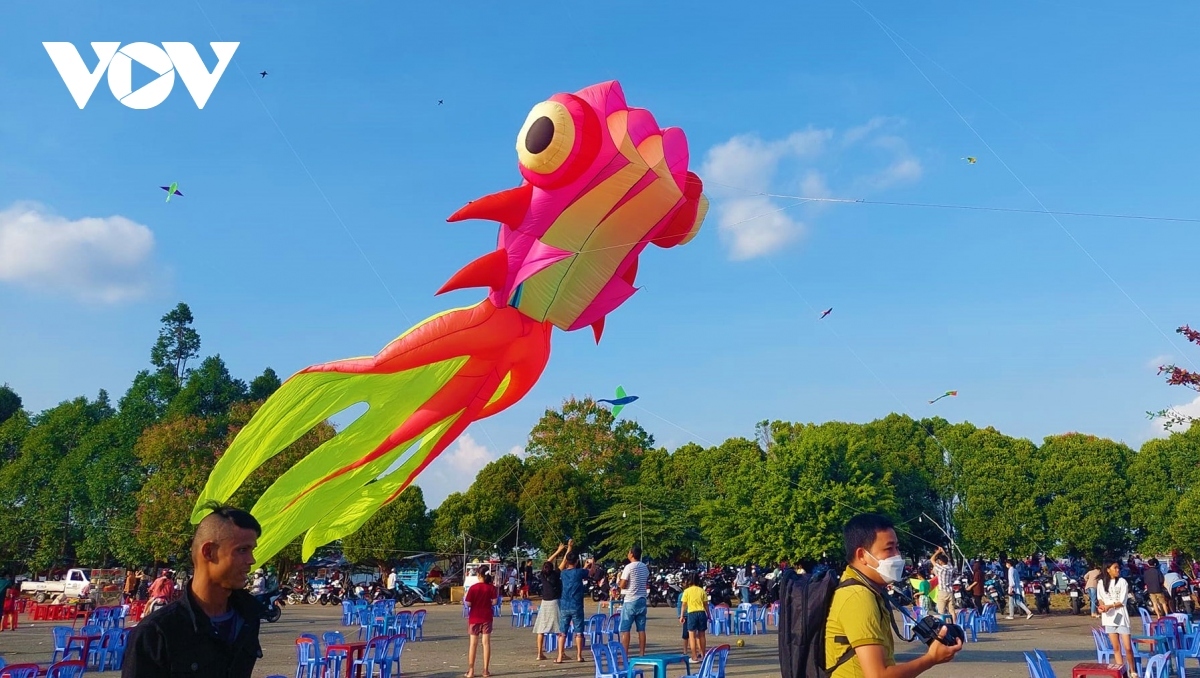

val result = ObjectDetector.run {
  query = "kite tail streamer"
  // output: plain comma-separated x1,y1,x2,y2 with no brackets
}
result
191,299,552,561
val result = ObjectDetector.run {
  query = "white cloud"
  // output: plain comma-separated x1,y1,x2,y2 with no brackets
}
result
714,195,805,260
1148,354,1175,370
701,119,922,260
0,202,158,303
1147,394,1200,439
416,432,523,508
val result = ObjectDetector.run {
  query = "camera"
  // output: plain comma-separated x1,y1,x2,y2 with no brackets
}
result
910,615,966,647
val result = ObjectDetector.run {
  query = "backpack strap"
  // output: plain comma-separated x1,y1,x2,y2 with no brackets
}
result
826,576,907,674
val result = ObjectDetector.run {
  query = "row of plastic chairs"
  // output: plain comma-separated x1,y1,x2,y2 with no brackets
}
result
49,626,129,669
510,599,538,628
0,660,87,678
1090,627,1193,677
296,633,406,678
592,642,731,678
343,599,398,626
357,609,426,642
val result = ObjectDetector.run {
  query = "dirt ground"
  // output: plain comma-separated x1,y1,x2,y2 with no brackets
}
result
0,601,1187,677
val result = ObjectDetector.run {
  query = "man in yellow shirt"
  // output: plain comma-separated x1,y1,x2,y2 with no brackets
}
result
825,514,962,678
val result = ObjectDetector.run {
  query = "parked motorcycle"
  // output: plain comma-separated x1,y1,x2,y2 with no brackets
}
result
255,586,291,623
1027,577,1051,615
395,580,448,607
1066,578,1083,615
1171,579,1194,616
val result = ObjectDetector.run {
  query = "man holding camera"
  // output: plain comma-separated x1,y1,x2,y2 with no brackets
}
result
825,514,962,678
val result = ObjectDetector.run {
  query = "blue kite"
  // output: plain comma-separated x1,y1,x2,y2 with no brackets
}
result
598,385,639,417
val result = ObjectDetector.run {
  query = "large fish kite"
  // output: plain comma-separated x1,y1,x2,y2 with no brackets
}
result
192,81,708,561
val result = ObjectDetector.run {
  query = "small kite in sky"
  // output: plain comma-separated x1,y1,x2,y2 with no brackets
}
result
929,390,958,404
598,385,639,418
963,157,977,164
820,308,833,319
260,71,268,78
161,182,183,202
438,99,444,105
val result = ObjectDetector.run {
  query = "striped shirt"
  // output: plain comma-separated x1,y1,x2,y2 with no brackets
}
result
621,561,649,602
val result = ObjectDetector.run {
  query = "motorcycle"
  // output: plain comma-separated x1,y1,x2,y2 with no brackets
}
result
984,576,1007,610
255,586,291,623
1027,577,1051,615
647,574,669,608
1171,579,1194,616
1066,578,1083,615
952,575,973,610
394,580,448,607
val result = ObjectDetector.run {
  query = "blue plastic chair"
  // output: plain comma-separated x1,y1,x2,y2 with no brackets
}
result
510,599,526,627
51,626,73,663
385,635,406,678
295,637,327,678
1033,649,1055,678
733,604,753,635
607,641,646,678
351,635,391,678
99,628,129,671
1,665,40,678
955,609,978,642
46,661,86,678
710,605,731,636
590,644,620,678
1023,652,1043,678
586,613,607,646
1138,607,1154,635
1143,652,1171,678
1090,628,1114,664
683,645,728,678
341,600,355,626
322,631,348,678
410,609,426,640
392,611,412,638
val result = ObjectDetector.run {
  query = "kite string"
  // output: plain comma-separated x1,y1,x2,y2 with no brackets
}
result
847,0,1197,371
191,0,411,324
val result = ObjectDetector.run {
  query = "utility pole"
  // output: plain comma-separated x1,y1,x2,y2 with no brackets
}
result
514,518,520,565
639,501,644,553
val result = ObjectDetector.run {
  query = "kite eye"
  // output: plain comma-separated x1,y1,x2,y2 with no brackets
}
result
517,100,576,176
516,95,600,188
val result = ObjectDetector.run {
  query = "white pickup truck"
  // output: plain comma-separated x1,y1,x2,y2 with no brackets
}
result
20,568,91,603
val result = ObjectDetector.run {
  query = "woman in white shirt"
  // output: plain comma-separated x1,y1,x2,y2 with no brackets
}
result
1096,560,1136,678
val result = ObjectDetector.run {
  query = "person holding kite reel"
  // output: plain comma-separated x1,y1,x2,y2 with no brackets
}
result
778,513,963,678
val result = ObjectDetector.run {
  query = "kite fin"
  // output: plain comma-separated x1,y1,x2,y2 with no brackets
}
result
436,249,509,295
192,299,553,562
447,183,533,226
591,317,605,344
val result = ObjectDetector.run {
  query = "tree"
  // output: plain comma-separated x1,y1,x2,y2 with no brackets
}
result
590,485,700,562
526,397,653,492
946,424,1045,557
150,303,202,385
249,368,282,401
700,426,894,564
0,384,21,425
342,486,432,567
1038,434,1133,559
132,415,228,564
168,355,248,419
1126,423,1200,554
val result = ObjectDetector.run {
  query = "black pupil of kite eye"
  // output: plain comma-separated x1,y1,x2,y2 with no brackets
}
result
525,116,555,154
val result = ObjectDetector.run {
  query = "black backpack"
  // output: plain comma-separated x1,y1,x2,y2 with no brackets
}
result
777,569,882,678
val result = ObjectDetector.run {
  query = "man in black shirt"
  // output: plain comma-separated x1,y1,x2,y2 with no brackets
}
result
123,502,264,678
1144,557,1170,617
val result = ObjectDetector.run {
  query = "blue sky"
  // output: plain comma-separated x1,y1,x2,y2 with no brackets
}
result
3,1,1199,507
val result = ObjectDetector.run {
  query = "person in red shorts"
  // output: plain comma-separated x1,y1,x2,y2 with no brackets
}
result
464,567,498,678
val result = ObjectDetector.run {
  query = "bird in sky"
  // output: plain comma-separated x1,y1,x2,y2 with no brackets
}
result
438,99,443,105
259,71,268,78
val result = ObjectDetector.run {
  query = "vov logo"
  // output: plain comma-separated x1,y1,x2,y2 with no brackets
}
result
43,42,239,110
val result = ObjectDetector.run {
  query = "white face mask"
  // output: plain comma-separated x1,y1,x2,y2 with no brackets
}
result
865,550,906,584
